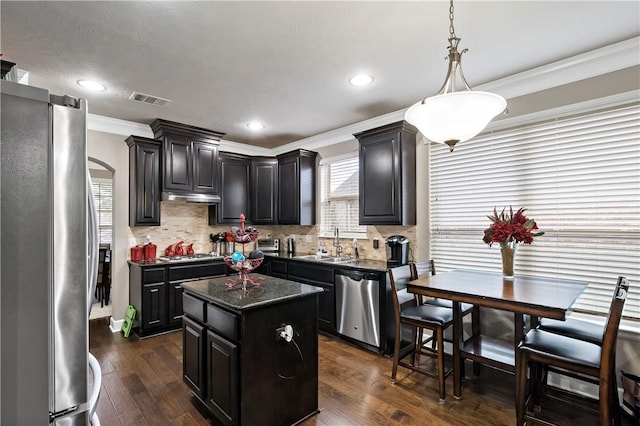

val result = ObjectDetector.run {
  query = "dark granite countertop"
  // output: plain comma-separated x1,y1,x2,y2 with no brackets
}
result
128,254,226,267
181,274,323,311
272,252,389,272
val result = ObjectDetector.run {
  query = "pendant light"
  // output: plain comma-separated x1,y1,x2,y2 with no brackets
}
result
405,0,507,152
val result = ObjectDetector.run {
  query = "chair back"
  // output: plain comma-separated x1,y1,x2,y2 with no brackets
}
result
600,276,629,375
388,265,415,314
411,260,436,278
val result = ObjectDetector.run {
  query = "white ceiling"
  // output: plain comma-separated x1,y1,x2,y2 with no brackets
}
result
2,1,639,149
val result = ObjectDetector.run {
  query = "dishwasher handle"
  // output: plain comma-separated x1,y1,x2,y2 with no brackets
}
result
336,269,379,282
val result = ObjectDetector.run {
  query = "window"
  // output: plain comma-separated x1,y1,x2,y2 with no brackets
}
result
319,156,367,239
91,178,113,245
429,103,640,320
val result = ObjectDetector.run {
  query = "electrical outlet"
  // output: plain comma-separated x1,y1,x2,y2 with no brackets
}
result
305,235,312,243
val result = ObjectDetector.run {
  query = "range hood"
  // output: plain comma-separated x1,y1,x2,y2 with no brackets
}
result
162,191,221,204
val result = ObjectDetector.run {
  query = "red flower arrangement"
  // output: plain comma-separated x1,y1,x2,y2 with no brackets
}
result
482,206,544,246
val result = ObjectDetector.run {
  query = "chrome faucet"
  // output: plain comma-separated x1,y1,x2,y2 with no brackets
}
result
333,227,342,257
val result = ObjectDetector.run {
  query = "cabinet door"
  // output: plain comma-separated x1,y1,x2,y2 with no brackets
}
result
218,154,250,224
193,141,219,194
359,131,401,224
277,157,299,224
129,139,161,226
168,282,184,326
206,330,238,426
251,159,277,224
183,316,205,399
271,258,288,279
142,282,167,329
163,137,192,191
316,282,335,333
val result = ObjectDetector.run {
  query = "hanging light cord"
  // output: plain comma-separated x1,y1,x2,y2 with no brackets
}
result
448,0,456,40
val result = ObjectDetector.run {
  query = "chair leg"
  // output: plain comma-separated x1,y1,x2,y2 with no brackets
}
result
436,327,446,404
391,323,402,383
515,352,529,426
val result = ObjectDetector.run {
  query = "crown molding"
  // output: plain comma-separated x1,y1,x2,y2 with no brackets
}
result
87,114,154,138
88,37,639,154
478,36,640,99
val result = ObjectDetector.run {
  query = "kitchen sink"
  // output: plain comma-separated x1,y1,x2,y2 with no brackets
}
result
293,254,353,264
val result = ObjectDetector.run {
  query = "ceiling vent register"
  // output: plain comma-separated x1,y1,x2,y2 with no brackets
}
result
128,91,172,106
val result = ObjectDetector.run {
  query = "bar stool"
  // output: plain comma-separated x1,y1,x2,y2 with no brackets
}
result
388,265,454,403
515,276,629,426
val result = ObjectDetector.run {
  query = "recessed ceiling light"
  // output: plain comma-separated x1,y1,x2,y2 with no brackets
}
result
77,80,106,91
349,74,373,86
247,122,265,130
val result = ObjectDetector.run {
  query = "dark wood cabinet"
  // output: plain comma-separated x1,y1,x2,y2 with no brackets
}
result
129,260,228,337
183,316,206,400
270,258,288,279
151,119,224,200
126,136,161,226
288,261,336,333
142,282,167,329
216,153,251,224
250,157,278,224
206,330,239,426
354,121,417,225
277,149,317,225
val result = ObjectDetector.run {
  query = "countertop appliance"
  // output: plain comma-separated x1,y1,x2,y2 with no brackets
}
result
335,269,381,348
386,235,410,267
1,80,100,425
286,237,296,254
257,238,280,253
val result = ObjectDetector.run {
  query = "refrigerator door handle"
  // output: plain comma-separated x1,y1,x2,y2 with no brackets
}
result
87,174,99,315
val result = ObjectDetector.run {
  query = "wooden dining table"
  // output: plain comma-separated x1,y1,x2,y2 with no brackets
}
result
406,269,588,398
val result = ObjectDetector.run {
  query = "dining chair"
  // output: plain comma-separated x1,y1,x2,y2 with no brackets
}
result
388,265,455,403
515,276,629,426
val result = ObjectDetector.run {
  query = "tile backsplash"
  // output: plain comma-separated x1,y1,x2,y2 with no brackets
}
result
128,202,418,261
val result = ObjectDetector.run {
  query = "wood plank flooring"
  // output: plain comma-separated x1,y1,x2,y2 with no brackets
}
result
90,318,630,425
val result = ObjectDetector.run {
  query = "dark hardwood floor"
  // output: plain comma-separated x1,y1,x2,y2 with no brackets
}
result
90,318,631,425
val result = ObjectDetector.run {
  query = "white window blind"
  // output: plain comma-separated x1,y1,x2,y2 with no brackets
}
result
91,178,113,245
430,103,640,320
319,156,367,239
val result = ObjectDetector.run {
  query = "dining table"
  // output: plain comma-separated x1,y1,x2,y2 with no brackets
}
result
406,269,588,398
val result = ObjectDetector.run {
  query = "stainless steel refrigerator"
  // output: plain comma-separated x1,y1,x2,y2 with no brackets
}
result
1,80,101,425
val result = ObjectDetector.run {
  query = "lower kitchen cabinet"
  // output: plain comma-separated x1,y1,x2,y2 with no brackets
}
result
129,260,228,337
287,261,336,333
270,258,288,279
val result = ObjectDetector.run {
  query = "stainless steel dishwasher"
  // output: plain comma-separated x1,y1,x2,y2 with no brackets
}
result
335,269,381,348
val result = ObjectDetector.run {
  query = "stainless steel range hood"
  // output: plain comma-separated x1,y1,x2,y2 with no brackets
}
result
161,191,221,204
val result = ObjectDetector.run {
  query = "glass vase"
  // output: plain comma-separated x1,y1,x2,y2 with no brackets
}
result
500,241,518,280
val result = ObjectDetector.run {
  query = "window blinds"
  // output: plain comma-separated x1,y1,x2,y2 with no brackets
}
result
430,103,640,320
319,156,367,239
91,178,113,245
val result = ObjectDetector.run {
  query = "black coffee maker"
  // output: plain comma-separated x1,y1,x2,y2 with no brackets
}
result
385,235,409,267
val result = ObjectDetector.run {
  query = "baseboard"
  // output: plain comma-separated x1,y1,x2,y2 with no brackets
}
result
109,317,123,333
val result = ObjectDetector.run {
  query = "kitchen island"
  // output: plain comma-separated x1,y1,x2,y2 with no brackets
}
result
181,274,323,426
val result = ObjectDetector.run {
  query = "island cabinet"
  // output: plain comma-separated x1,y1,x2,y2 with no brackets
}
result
276,149,317,225
250,157,278,224
128,260,228,337
287,261,336,333
150,119,225,199
126,136,162,226
181,275,322,426
354,121,417,225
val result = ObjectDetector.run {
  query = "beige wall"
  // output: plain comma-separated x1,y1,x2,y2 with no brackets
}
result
87,130,129,326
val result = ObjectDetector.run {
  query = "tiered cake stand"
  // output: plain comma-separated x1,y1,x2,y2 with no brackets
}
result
223,215,263,291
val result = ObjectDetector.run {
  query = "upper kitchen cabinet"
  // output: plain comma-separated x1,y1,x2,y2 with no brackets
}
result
250,157,278,224
215,152,251,224
277,149,317,225
150,119,224,202
126,136,162,226
354,121,417,225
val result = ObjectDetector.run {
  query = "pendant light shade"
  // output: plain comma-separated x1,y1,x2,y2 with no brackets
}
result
405,91,506,151
405,0,506,151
